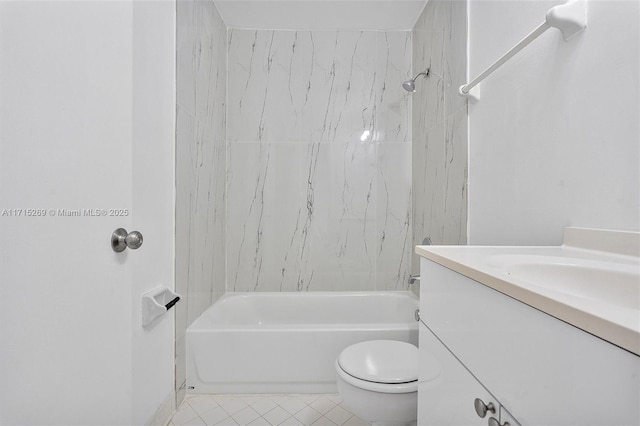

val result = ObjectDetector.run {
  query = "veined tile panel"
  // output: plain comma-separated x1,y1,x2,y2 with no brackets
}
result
376,32,412,143
227,28,412,292
226,141,387,292
176,0,227,402
411,0,468,276
376,143,412,290
226,142,304,292
227,29,411,143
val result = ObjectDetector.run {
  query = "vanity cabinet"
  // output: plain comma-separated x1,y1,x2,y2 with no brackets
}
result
418,257,640,425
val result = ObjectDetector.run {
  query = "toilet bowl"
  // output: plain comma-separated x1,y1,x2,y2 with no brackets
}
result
335,340,418,426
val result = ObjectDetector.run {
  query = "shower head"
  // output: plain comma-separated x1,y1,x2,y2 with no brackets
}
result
402,80,416,92
402,69,430,92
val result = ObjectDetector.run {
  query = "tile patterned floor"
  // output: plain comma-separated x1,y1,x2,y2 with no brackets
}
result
169,394,368,426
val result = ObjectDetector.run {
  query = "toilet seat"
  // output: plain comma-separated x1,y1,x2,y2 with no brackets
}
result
336,340,419,394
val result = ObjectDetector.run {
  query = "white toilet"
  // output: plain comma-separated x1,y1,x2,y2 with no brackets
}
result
335,340,418,426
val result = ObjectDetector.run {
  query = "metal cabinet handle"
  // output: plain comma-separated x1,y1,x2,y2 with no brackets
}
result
488,417,510,426
111,228,143,252
474,398,496,418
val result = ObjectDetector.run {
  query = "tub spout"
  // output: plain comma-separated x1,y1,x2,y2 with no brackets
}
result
408,275,420,285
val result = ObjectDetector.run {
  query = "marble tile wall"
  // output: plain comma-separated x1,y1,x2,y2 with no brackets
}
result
411,0,468,275
226,30,413,292
175,0,227,402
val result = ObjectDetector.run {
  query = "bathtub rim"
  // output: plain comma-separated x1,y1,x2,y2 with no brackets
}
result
187,290,420,331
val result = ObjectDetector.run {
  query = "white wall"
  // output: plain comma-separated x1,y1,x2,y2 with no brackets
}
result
468,0,639,245
0,1,175,424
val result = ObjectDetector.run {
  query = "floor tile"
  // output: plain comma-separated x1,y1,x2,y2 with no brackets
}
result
280,398,307,415
177,417,207,426
169,394,359,426
342,416,367,426
309,398,336,415
325,396,342,404
262,406,291,425
247,417,272,426
268,396,290,405
250,398,278,415
214,418,239,426
310,417,338,426
215,397,250,415
279,417,304,426
293,406,322,426
188,397,221,416
200,407,231,426
231,406,261,426
172,404,201,425
323,406,352,426
241,396,262,405
297,395,319,405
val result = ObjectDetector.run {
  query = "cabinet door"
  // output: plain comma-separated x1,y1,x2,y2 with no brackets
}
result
418,324,500,425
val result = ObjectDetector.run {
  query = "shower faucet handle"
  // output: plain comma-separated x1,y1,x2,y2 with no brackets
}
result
111,228,143,252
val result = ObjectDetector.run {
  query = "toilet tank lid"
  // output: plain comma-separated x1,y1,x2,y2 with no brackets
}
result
338,340,418,384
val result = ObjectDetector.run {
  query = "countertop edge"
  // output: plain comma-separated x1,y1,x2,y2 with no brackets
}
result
415,246,640,357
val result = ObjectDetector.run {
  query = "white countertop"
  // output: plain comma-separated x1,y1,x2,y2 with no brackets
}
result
415,227,640,356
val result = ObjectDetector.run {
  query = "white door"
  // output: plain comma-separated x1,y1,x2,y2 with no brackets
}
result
0,2,175,424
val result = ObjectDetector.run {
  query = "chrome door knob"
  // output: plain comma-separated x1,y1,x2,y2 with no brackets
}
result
474,398,496,418
111,228,144,252
125,231,143,249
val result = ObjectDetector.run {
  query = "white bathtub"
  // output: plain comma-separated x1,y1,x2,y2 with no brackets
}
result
186,291,419,393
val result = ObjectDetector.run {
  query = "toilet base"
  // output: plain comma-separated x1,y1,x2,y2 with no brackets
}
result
336,373,417,426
